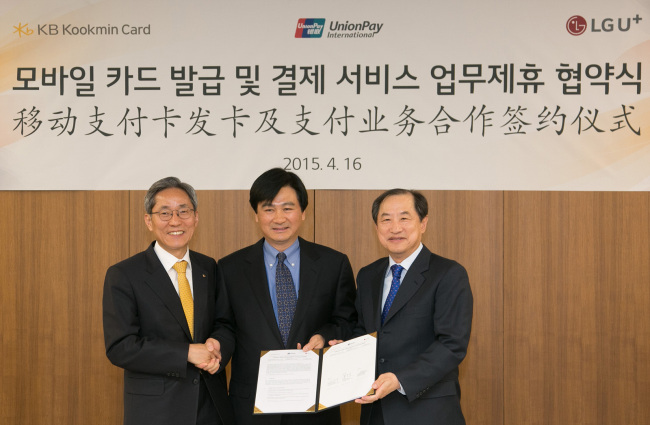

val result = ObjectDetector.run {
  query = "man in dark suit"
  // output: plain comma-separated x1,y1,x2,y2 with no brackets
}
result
103,177,234,425
213,168,357,425
353,189,473,425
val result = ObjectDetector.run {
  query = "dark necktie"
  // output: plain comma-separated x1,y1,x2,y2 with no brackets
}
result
276,252,297,347
381,264,404,325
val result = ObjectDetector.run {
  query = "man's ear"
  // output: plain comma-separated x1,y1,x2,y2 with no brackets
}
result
144,214,153,231
420,216,429,233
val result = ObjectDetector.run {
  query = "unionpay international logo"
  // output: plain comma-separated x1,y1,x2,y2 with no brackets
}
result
295,19,325,38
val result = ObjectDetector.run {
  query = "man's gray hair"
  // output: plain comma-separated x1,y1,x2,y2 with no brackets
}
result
144,177,198,214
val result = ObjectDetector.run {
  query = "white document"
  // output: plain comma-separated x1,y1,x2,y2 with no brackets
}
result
254,349,320,414
318,333,377,408
253,333,377,414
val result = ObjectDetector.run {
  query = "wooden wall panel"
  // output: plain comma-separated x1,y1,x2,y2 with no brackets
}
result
313,190,384,274
3,189,649,425
0,191,128,425
504,192,650,425
314,190,504,425
427,191,504,425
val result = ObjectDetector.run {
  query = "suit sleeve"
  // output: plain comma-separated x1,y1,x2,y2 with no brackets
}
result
396,262,473,401
102,264,190,377
351,282,369,339
211,263,236,366
313,254,357,342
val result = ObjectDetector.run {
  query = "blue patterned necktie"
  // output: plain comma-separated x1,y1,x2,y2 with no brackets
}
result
381,264,404,325
275,252,297,347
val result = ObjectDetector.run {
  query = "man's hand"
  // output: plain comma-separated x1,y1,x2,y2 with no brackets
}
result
204,338,222,361
298,334,325,352
187,343,220,375
355,373,400,404
196,338,223,374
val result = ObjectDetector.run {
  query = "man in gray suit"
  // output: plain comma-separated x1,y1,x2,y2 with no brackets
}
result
353,189,473,425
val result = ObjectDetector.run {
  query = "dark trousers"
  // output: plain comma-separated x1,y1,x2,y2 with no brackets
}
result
197,378,222,425
368,401,384,425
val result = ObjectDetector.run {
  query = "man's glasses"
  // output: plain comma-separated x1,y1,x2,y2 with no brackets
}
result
150,208,195,221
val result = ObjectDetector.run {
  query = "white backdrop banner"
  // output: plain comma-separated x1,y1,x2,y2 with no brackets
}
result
1,0,648,190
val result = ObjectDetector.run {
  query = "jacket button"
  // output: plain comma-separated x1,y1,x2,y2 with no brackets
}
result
379,358,385,364
193,378,199,385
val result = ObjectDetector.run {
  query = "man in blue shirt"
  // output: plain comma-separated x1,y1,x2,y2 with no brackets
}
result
213,168,357,425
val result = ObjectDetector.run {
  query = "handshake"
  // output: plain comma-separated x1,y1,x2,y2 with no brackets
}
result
187,334,338,375
187,337,222,374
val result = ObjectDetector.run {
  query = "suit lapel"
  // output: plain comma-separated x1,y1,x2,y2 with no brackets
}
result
143,244,193,341
244,239,284,344
291,238,318,344
371,259,389,330
382,247,431,326
190,251,208,342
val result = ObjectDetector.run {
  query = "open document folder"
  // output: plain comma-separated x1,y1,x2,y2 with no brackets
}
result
253,333,377,414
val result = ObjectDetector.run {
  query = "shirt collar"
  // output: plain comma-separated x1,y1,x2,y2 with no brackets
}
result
387,243,423,276
263,238,300,267
153,241,191,272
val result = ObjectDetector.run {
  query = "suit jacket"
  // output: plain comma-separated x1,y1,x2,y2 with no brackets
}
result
354,245,473,425
214,237,357,425
103,242,235,425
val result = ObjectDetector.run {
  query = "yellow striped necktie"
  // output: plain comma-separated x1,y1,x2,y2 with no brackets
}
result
172,260,194,339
